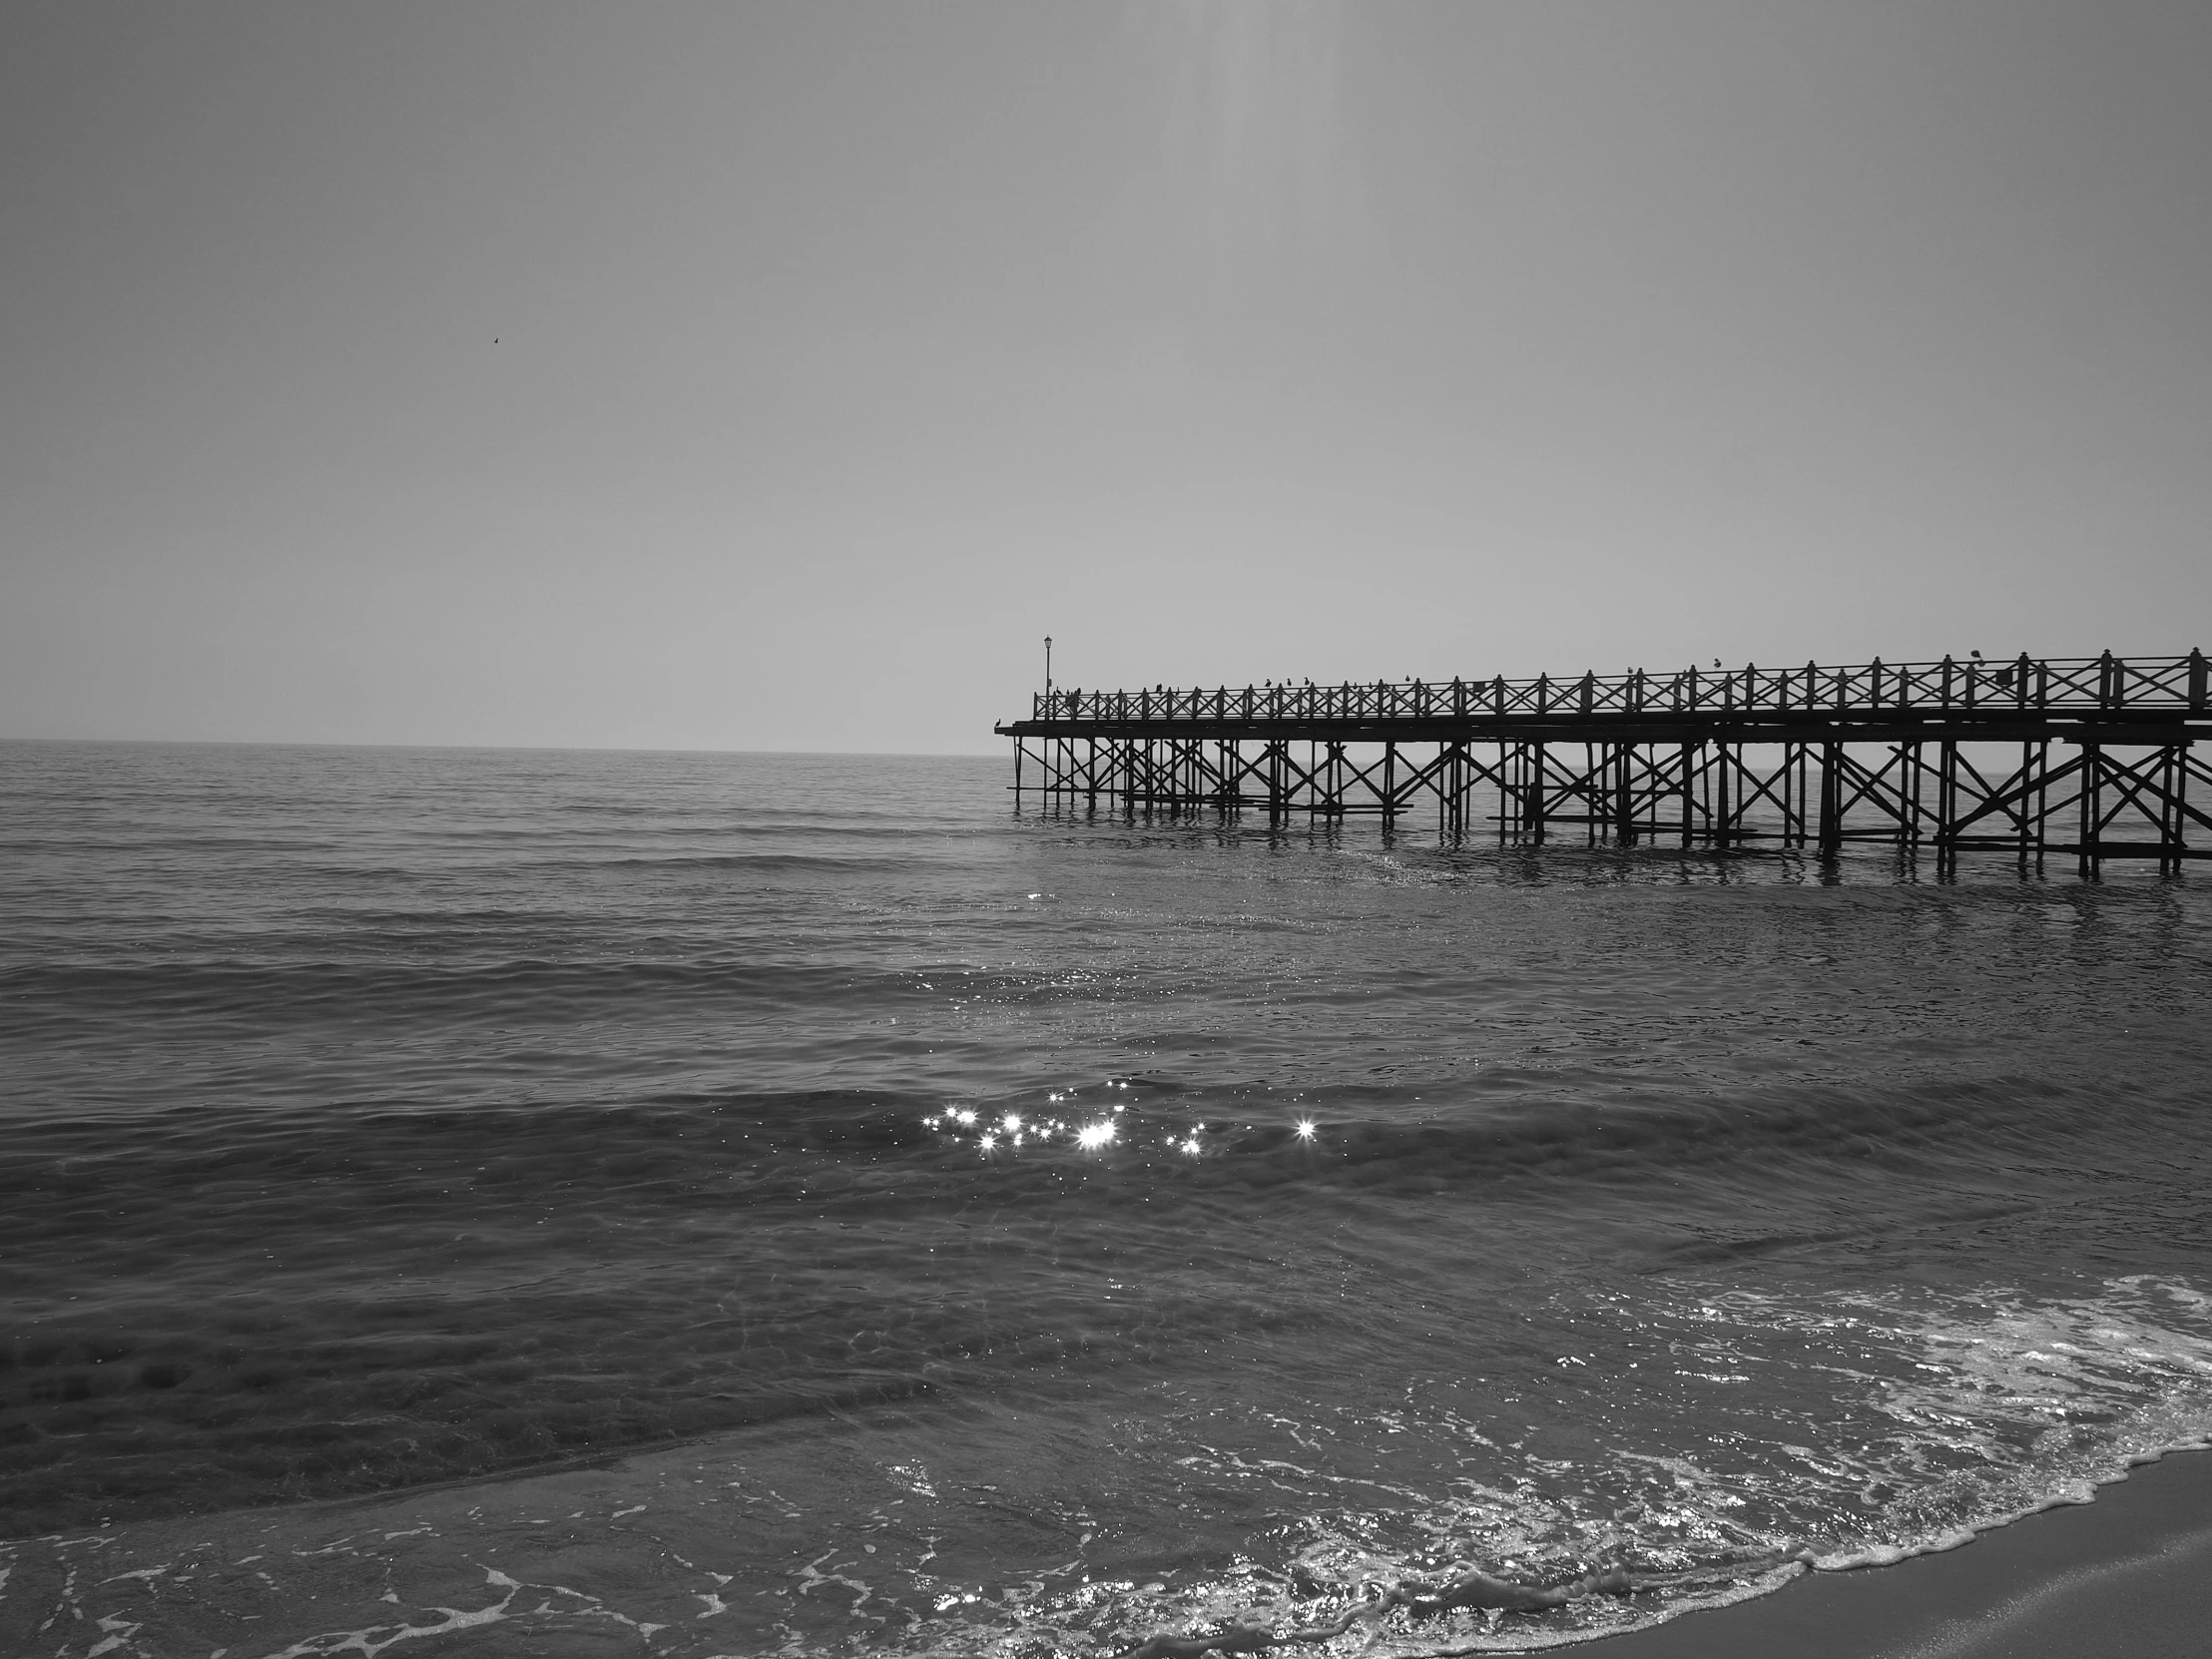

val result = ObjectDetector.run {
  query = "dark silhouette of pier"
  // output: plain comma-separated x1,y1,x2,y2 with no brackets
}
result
996,651,2211,874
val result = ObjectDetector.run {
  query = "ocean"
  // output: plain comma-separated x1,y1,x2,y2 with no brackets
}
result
4,738,2210,1657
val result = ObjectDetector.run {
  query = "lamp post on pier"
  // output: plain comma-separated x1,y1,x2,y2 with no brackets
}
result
1044,636,1053,708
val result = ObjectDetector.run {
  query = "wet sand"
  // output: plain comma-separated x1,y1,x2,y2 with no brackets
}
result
1585,1448,2212,1658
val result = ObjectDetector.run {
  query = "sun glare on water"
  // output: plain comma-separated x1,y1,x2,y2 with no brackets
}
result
932,1092,1326,1164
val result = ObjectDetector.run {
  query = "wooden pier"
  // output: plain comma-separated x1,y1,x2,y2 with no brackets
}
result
996,652,2212,874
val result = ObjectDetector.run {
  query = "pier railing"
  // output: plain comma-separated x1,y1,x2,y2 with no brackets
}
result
1029,651,2210,726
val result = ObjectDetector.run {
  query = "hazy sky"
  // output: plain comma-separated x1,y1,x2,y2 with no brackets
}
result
5,2,2208,752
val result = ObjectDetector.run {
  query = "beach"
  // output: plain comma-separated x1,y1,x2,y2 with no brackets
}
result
5,740,2210,1657
1590,1448,2212,1658
6,1427,2204,1656
10,1,2212,1650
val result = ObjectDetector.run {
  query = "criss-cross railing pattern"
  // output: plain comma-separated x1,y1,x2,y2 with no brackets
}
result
1031,651,2210,725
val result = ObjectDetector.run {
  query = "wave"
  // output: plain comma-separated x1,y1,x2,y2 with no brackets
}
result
881,1278,2212,1657
588,851,914,871
896,1074,2185,1204
0,959,1008,1027
0,1064,2181,1218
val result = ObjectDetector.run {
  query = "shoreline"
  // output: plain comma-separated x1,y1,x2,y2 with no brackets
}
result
5,1438,2210,1657
1581,1446,2212,1657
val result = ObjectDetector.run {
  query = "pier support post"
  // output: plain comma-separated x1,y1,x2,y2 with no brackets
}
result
2078,743,2101,878
2160,745,2182,875
1707,739,1725,848
1906,742,1927,852
1936,739,1958,877
1681,742,1698,847
1818,742,1843,853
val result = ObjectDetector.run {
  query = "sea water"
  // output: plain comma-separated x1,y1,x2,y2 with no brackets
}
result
3,740,2210,1657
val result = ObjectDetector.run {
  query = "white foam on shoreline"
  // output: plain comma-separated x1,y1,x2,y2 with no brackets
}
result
939,1275,2212,1656
8,1277,2212,1659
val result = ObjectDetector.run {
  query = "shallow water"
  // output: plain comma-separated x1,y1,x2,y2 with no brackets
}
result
3,740,2210,1656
